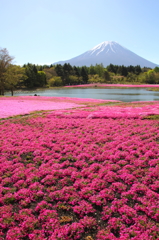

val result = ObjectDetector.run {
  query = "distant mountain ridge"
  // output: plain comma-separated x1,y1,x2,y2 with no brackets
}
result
54,41,158,68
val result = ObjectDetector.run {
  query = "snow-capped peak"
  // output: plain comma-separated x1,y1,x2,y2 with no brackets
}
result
91,41,117,49
53,41,158,68
89,41,118,55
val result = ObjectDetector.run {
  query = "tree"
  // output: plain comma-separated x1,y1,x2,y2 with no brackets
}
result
63,63,73,85
89,65,96,75
73,66,81,78
144,70,155,84
68,75,79,85
154,67,159,73
48,76,63,87
120,65,128,77
107,64,118,74
81,67,88,83
4,65,26,96
24,63,45,88
127,65,134,73
103,70,111,82
94,63,104,77
37,71,46,87
135,65,142,75
43,67,57,83
24,63,36,88
0,48,14,95
126,72,137,82
88,74,103,83
55,64,64,84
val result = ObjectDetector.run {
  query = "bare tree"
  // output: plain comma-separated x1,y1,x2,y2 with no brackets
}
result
0,48,14,95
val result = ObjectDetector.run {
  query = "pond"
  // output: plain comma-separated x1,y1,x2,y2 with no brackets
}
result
5,88,159,102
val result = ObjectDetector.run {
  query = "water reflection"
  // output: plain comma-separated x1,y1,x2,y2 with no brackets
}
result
5,88,159,102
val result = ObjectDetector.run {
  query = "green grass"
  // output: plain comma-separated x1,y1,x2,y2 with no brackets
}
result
144,114,159,120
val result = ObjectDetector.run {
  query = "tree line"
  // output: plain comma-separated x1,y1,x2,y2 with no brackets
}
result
1,47,159,96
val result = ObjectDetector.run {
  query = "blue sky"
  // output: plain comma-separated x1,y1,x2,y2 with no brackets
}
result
1,0,159,66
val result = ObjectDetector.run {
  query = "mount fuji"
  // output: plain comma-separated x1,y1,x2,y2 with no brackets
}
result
54,41,158,68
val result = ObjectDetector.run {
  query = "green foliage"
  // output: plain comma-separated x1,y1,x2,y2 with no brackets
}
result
68,75,81,85
63,63,74,85
4,65,26,95
107,64,118,74
48,76,63,87
21,62,157,87
0,48,14,95
37,71,46,87
55,64,64,78
118,65,128,76
94,63,104,77
4,196,15,204
24,63,37,88
88,74,104,83
107,64,141,76
73,66,81,78
135,65,142,75
43,67,57,82
145,70,156,84
24,64,46,88
126,72,137,82
103,70,111,82
137,72,147,83
137,70,159,84
144,114,159,120
89,65,96,75
81,66,88,83
154,67,159,73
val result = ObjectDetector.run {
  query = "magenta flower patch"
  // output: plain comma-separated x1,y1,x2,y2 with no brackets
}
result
0,97,159,239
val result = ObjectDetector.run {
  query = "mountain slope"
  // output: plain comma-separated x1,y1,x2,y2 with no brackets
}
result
54,41,158,68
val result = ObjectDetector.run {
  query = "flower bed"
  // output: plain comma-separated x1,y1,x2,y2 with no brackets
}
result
0,96,120,119
0,98,159,239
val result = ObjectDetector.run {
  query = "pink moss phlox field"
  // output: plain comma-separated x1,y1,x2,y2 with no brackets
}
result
65,83,159,88
0,98,159,239
47,102,159,120
0,96,120,119
86,104,159,119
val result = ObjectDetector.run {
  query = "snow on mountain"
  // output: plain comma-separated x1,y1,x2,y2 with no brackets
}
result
87,41,127,56
89,41,121,55
54,41,158,68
